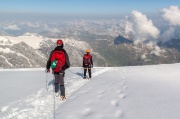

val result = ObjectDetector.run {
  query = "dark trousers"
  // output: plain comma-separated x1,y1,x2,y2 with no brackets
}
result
54,73,65,96
84,68,91,78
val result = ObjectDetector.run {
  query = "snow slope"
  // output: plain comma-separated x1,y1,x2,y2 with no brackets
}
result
0,64,180,119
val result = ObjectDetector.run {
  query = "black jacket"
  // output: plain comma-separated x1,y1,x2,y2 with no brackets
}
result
46,46,70,72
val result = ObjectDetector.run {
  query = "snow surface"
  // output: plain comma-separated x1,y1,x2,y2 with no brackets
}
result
0,64,180,119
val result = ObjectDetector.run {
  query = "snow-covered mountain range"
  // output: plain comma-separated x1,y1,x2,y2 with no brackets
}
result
0,33,107,69
0,32,180,69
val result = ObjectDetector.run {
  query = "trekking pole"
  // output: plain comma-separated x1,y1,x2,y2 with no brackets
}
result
91,65,93,78
46,73,49,91
82,67,84,79
45,70,49,91
53,77,56,119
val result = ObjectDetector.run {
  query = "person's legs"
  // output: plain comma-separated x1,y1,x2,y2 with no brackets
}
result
84,68,87,78
59,72,65,97
88,68,91,78
54,74,60,93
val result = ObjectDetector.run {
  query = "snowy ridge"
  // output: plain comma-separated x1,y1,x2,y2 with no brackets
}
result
0,48,14,53
64,38,92,50
1,64,180,119
23,32,43,37
17,53,32,67
1,36,44,49
0,67,111,119
56,67,127,119
0,37,11,45
0,55,14,67
0,68,45,71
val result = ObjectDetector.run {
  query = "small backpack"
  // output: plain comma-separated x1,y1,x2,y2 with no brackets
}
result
50,51,66,73
83,54,91,66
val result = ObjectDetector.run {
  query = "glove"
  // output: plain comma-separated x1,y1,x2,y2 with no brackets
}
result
46,69,50,73
91,65,93,68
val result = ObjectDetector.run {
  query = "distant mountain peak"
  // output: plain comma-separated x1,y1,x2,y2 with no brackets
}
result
0,36,12,45
114,35,133,45
23,32,42,37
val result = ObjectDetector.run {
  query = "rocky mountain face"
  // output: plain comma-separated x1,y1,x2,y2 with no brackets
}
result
13,42,46,68
158,38,180,51
0,41,46,68
114,35,133,45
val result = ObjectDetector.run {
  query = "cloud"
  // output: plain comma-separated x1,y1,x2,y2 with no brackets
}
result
20,21,40,28
145,42,166,56
161,27,175,42
122,10,160,44
49,28,61,33
150,45,166,56
161,6,180,26
3,24,21,30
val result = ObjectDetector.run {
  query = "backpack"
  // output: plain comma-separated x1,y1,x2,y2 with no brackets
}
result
83,54,91,66
50,51,66,73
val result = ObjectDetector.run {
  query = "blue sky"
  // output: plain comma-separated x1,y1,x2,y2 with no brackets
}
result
0,0,180,15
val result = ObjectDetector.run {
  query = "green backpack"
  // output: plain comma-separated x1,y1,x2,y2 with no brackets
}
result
50,60,57,69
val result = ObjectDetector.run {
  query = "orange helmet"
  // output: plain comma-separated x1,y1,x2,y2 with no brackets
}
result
86,49,90,53
56,39,63,46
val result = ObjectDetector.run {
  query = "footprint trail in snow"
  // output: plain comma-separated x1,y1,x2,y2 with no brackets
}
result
0,68,110,119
